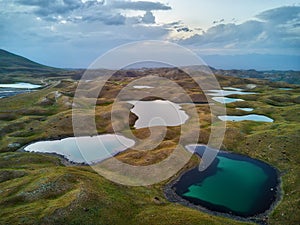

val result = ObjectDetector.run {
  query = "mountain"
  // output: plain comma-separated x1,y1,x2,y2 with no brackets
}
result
216,69,300,85
0,49,84,83
0,49,63,74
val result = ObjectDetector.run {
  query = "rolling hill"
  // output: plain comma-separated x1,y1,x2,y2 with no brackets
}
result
0,49,83,83
0,49,63,73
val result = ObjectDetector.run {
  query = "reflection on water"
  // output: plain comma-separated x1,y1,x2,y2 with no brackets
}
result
128,100,189,129
24,134,135,164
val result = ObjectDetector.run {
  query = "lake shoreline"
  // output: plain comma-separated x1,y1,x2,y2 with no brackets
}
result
17,133,133,166
18,138,283,225
163,148,283,225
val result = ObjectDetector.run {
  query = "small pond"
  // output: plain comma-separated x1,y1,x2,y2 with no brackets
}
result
218,114,273,122
278,88,293,91
223,87,243,91
212,97,244,104
24,134,135,164
128,100,189,129
133,85,153,89
0,82,42,98
236,108,254,112
169,145,280,218
208,90,255,97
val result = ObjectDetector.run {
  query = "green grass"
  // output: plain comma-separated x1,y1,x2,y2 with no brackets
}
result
0,70,299,224
0,152,254,225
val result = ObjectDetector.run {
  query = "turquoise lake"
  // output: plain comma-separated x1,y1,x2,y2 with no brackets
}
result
172,145,279,217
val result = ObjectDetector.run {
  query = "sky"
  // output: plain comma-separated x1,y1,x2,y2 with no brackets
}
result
0,0,299,70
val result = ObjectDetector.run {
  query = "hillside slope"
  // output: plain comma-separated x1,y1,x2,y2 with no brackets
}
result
0,49,62,73
0,49,83,83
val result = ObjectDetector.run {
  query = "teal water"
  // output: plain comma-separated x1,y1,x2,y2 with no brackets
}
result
278,88,292,90
183,156,267,213
173,145,279,217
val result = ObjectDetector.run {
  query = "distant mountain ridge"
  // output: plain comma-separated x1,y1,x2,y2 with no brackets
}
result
216,69,300,85
0,49,299,85
0,49,84,83
0,49,62,74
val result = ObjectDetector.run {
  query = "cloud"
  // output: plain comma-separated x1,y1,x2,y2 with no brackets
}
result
17,0,85,16
257,6,300,24
12,0,171,26
176,27,191,32
0,0,173,67
1,2,298,69
142,11,155,24
178,6,300,55
110,1,171,11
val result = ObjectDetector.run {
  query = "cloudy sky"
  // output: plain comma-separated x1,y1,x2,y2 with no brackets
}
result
1,0,299,70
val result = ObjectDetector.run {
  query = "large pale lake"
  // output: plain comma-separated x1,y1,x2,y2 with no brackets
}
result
24,134,135,164
169,145,279,218
128,100,189,129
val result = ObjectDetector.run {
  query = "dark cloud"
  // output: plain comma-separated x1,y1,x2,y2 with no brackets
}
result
111,1,171,11
213,19,225,24
177,27,191,32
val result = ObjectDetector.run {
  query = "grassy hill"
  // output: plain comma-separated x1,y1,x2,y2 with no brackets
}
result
0,49,62,73
0,49,82,83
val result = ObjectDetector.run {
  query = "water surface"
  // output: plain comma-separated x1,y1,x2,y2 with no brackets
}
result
0,82,42,98
133,85,153,89
218,114,273,122
128,100,189,129
236,108,254,112
24,134,135,164
278,88,292,91
0,82,41,89
172,145,279,217
223,87,243,91
212,97,244,104
208,90,255,97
